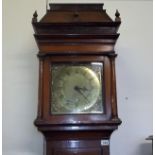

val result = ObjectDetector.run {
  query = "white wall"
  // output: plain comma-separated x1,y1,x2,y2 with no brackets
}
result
3,1,153,155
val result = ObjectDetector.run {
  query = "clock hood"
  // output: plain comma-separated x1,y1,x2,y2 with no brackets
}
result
32,3,121,55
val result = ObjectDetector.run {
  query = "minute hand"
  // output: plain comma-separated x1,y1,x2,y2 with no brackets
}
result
74,86,89,103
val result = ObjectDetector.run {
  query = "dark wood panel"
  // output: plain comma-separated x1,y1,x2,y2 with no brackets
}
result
49,4,104,11
39,44,114,54
47,140,103,155
53,148,101,155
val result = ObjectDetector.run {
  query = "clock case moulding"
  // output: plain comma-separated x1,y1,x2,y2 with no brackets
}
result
32,3,121,155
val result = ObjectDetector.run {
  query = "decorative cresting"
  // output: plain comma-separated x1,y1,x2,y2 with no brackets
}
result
115,9,121,22
32,4,121,56
32,3,121,155
32,11,38,23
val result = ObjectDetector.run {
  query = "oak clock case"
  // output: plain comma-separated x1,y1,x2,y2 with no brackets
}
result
32,3,121,155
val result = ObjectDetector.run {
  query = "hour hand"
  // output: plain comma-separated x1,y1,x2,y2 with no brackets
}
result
80,86,88,91
74,86,88,92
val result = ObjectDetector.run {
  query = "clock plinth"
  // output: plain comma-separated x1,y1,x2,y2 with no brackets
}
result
32,3,121,155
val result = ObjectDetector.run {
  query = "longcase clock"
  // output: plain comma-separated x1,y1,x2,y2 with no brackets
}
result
32,3,121,155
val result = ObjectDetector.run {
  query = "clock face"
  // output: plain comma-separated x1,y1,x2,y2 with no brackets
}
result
51,63,104,114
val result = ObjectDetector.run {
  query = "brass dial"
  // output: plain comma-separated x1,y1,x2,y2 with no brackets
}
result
51,63,103,114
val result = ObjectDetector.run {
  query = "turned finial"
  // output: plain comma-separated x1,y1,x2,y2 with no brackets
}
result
32,11,38,23
115,9,121,22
